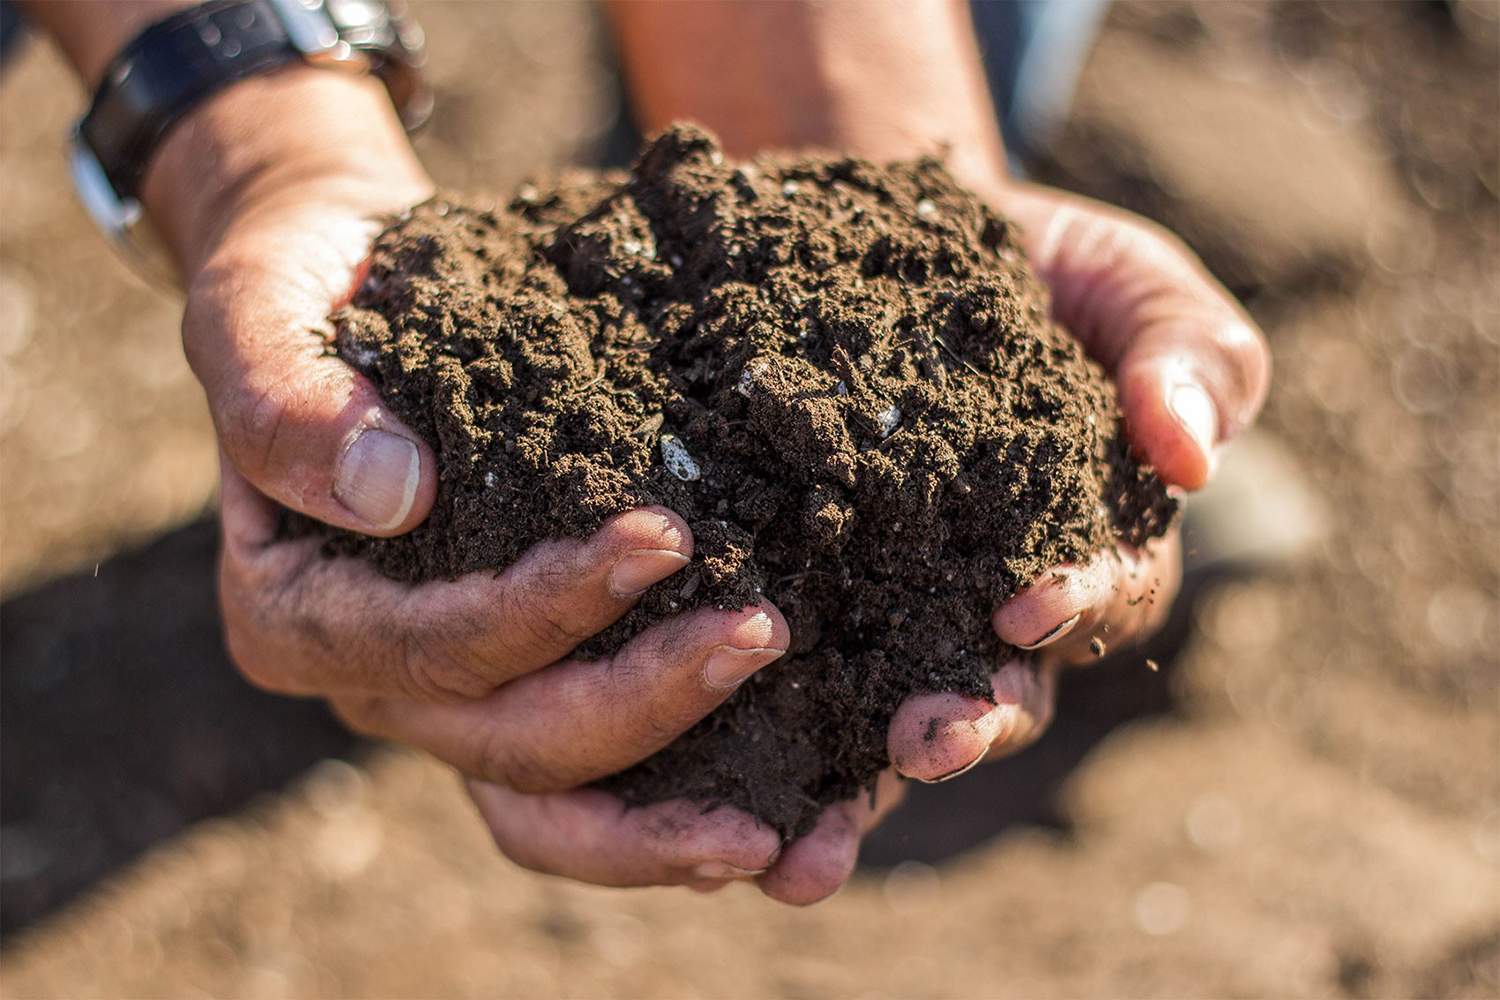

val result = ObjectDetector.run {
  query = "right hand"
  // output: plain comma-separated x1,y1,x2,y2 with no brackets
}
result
155,67,790,887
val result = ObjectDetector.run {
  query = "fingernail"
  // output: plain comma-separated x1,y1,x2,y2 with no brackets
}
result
334,428,421,530
1015,611,1081,650
1168,382,1219,466
692,860,770,879
914,744,990,784
689,881,730,894
610,549,691,597
703,646,782,689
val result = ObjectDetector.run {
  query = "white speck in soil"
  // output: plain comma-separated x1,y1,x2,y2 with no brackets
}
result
916,199,936,217
737,360,769,397
659,434,701,481
878,404,901,437
345,340,380,370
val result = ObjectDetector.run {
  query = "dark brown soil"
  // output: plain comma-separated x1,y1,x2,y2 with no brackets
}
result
6,3,1499,995
303,124,1175,838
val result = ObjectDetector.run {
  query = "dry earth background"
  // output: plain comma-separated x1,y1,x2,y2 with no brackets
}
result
1,2,1498,997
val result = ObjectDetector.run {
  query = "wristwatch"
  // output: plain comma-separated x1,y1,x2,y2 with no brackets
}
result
68,0,431,288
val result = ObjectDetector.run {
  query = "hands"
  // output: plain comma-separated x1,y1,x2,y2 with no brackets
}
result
34,0,1265,914
133,56,1267,911
224,464,791,884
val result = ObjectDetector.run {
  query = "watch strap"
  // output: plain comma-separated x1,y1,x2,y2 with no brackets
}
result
80,0,303,201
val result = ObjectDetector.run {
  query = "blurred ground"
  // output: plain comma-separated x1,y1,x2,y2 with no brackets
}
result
2,2,1497,997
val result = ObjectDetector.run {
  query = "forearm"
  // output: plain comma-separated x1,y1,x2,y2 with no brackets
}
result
22,1,429,277
608,0,1008,192
20,0,194,86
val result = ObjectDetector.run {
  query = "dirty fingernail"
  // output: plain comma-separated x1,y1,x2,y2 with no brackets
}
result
334,428,421,530
1015,611,1082,650
703,646,782,689
692,860,770,880
914,744,990,784
1169,382,1219,464
610,548,691,597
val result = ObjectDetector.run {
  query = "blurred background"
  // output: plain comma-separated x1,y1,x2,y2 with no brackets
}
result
1,1,1497,996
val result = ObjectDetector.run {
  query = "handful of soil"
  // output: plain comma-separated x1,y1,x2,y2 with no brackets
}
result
307,124,1176,838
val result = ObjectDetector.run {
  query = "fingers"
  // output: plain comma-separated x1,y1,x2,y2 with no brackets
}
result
219,460,699,701
334,603,789,794
883,532,1185,787
886,691,1003,783
992,531,1182,665
467,784,783,888
1003,184,1271,489
1114,320,1268,490
887,661,1059,781
184,209,437,535
756,771,907,906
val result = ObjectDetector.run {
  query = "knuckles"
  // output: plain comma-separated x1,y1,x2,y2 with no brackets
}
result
476,732,571,796
495,582,599,661
394,627,500,703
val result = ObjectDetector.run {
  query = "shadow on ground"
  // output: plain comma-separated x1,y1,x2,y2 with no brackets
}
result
0,521,364,939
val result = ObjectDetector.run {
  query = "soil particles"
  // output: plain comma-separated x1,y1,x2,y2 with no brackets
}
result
309,124,1175,838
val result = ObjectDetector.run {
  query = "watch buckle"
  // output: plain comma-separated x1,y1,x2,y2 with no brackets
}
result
269,0,363,69
68,130,142,241
68,130,182,293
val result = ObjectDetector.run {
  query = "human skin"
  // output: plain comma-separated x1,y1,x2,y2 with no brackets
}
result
28,0,1268,904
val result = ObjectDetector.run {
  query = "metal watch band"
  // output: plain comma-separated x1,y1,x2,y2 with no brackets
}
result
74,0,428,206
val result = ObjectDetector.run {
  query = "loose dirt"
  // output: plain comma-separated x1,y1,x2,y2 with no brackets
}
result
4,3,1498,997
307,124,1174,837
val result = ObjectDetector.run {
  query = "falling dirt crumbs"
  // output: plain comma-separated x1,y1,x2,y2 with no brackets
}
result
300,124,1176,838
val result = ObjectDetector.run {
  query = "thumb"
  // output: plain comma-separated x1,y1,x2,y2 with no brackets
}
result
1003,184,1271,490
183,216,436,535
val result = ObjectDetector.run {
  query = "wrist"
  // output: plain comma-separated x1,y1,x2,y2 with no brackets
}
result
139,64,433,277
611,0,1011,190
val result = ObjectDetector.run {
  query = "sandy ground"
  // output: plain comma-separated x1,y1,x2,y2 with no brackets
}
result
2,2,1497,997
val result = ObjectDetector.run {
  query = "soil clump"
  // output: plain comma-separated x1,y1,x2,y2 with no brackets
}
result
305,124,1175,838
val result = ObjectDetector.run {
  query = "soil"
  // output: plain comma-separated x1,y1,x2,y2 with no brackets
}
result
3,3,1497,997
304,125,1174,837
